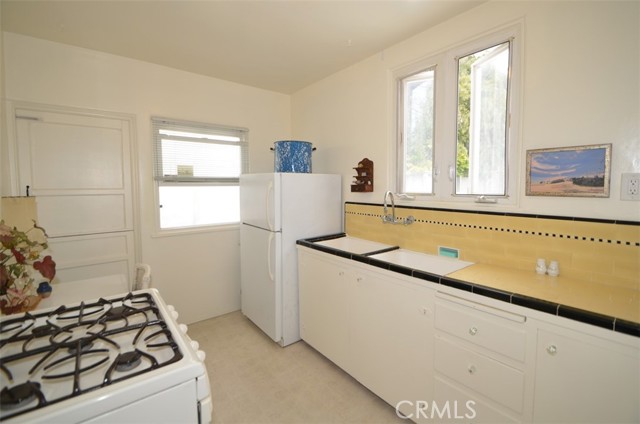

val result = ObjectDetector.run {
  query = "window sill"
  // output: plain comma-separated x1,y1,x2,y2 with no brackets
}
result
151,222,240,238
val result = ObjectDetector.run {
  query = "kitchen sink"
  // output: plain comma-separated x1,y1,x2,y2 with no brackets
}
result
314,236,396,255
369,249,473,276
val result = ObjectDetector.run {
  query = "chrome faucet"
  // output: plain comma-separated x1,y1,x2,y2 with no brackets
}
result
382,191,396,224
382,190,415,225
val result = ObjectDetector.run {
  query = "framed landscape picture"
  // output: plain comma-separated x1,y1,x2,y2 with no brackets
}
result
526,144,611,197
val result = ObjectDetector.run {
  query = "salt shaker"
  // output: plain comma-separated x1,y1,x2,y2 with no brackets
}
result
547,260,559,277
535,258,547,275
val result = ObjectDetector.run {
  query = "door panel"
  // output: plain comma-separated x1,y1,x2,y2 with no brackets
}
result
14,106,136,285
240,173,278,231
36,194,128,236
240,224,281,342
28,122,125,190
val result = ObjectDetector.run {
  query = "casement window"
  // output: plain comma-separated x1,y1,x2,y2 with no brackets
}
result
152,117,248,230
396,25,520,204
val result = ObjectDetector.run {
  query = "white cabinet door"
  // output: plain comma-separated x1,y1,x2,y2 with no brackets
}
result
14,106,136,285
298,249,351,371
534,326,640,423
350,267,434,416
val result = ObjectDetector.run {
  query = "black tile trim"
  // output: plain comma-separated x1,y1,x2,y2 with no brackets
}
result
367,257,391,270
472,285,512,303
302,233,347,243
614,319,640,337
557,305,615,330
440,277,473,292
334,250,352,260
352,254,370,265
412,270,441,283
362,247,400,256
389,264,414,276
298,236,640,338
511,294,559,315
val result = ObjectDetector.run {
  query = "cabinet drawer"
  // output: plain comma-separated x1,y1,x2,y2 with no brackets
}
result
435,295,526,361
434,376,519,423
435,336,525,413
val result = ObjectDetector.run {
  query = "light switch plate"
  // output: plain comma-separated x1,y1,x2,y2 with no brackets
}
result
621,173,640,201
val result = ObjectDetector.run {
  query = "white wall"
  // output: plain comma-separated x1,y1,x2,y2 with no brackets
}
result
0,6,5,216
2,32,291,323
292,1,640,221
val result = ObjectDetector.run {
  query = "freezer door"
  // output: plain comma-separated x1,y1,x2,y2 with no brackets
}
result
240,224,282,343
240,173,280,231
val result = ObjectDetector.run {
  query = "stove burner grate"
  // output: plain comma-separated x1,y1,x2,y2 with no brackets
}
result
0,381,45,411
0,291,184,420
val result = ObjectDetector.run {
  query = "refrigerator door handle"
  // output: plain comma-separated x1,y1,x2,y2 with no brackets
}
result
266,180,275,231
267,232,275,282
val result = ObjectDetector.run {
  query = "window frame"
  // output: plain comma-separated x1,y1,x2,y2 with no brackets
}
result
392,24,521,206
397,65,438,196
151,117,249,232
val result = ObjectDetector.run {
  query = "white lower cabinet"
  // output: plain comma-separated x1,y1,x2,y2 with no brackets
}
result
298,248,434,422
433,293,527,423
350,268,434,419
533,323,640,423
298,250,351,372
298,246,640,424
434,337,525,414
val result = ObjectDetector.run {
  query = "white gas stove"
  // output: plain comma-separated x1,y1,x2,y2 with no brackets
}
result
0,289,212,423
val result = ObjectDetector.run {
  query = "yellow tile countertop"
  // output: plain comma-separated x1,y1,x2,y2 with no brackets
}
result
298,235,640,337
448,263,640,327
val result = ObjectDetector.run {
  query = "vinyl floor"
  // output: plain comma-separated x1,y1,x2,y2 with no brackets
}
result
189,311,407,424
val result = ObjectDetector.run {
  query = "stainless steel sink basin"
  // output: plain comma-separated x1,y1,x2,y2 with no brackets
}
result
369,249,473,276
314,236,396,255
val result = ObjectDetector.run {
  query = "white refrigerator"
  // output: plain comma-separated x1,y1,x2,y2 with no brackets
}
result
240,173,342,346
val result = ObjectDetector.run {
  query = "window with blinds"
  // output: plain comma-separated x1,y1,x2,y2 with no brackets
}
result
152,117,248,229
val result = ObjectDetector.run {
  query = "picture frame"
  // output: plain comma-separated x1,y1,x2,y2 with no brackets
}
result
526,144,611,198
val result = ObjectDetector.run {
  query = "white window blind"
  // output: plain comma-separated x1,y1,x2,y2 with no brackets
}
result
151,117,248,230
152,117,248,183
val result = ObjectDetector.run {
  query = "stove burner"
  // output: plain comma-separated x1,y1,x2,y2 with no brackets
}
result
115,351,142,372
51,322,105,351
67,340,94,355
103,306,131,322
31,324,55,338
0,381,43,410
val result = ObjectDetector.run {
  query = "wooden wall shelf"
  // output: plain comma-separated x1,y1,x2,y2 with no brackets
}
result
351,158,373,192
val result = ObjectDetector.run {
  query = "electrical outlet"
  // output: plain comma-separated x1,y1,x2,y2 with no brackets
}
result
621,173,640,201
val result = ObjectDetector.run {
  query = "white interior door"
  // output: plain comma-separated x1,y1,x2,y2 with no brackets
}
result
13,105,137,287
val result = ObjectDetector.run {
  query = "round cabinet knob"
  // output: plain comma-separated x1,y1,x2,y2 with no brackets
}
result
356,277,363,282
468,364,477,375
546,345,558,355
338,271,344,276
468,326,478,336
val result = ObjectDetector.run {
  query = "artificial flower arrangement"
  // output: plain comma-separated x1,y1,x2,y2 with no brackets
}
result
0,220,56,314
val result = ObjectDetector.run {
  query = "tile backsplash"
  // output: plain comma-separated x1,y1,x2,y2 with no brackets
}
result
345,202,640,291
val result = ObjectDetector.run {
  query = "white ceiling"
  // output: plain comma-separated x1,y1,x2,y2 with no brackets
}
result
1,0,484,94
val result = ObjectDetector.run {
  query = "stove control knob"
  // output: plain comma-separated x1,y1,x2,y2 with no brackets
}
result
190,340,200,350
167,305,179,320
179,323,188,334
197,349,206,361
